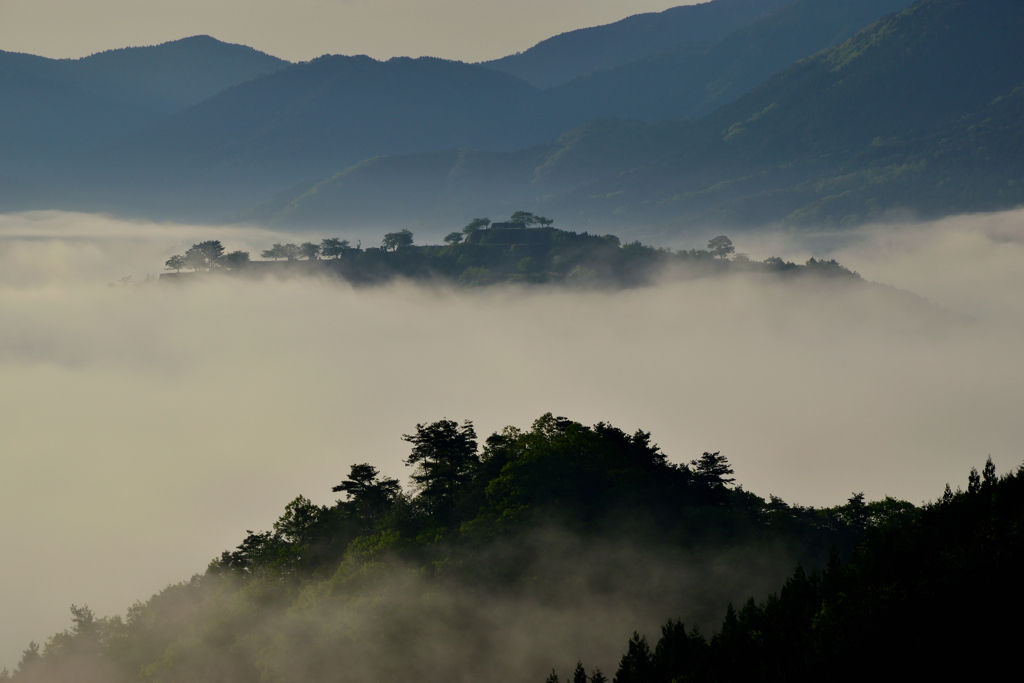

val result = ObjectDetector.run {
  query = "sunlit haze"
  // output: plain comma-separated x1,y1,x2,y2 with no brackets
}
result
2,209,1024,668
0,0,700,62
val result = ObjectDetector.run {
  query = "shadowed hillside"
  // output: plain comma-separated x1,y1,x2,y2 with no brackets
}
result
586,457,1023,682
3,414,913,683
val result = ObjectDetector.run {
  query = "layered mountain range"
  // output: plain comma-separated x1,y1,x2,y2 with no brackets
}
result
3,0,1020,236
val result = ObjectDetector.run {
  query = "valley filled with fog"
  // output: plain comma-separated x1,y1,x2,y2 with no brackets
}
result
2,209,1024,668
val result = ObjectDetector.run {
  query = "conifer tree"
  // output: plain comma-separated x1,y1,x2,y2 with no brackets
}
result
613,632,653,683
403,419,478,515
968,467,982,494
982,457,997,487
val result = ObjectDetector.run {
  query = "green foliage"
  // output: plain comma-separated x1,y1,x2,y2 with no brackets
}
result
463,218,491,234
299,242,321,260
164,254,186,272
260,243,301,261
333,464,401,518
186,240,224,270
509,211,537,226
320,237,351,258
165,227,863,291
599,456,1024,681
707,236,735,260
381,229,414,252
166,240,231,273
220,250,249,269
403,419,479,517
14,412,951,683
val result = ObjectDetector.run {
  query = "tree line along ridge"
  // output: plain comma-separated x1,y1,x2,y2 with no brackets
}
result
162,213,861,288
6,412,1015,682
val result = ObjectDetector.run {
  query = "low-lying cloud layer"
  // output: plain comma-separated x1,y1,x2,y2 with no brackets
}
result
2,209,1023,669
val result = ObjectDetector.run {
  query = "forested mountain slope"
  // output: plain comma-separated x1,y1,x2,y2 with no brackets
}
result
0,37,288,178
247,0,1024,233
480,0,791,88
4,414,910,683
587,457,1023,682
33,0,901,220
59,56,561,217
546,0,911,123
0,68,150,178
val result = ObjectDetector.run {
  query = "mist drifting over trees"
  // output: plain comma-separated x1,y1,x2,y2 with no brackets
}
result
3,0,1024,677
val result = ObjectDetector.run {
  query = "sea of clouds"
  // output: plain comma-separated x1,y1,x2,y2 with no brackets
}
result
2,208,1023,669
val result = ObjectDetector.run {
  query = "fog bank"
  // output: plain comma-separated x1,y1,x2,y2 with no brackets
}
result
2,209,1023,668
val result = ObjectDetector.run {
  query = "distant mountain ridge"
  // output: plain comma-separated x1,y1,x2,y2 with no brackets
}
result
0,36,288,177
480,0,793,88
5,0,1013,235
60,56,563,217
240,0,1024,233
2,36,289,113
48,0,908,220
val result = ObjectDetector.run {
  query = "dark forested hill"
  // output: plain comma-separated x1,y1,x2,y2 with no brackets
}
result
0,36,288,178
160,224,882,294
13,411,1013,682
247,0,1024,233
4,414,916,683
480,0,792,88
585,457,1023,682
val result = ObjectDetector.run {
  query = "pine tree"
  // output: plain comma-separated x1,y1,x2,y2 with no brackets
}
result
982,457,997,488
653,619,694,682
403,419,478,515
968,467,982,494
690,452,735,486
613,632,654,683
942,483,954,504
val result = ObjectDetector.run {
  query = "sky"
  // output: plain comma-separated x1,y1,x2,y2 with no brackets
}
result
2,208,1024,668
0,0,699,63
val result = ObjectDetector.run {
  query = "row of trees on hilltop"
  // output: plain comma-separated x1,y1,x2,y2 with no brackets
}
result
160,226,863,294
442,212,555,244
165,238,365,272
164,213,568,272
164,240,250,272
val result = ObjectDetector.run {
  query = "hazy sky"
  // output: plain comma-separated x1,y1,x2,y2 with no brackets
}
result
3,208,1024,668
0,0,699,62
